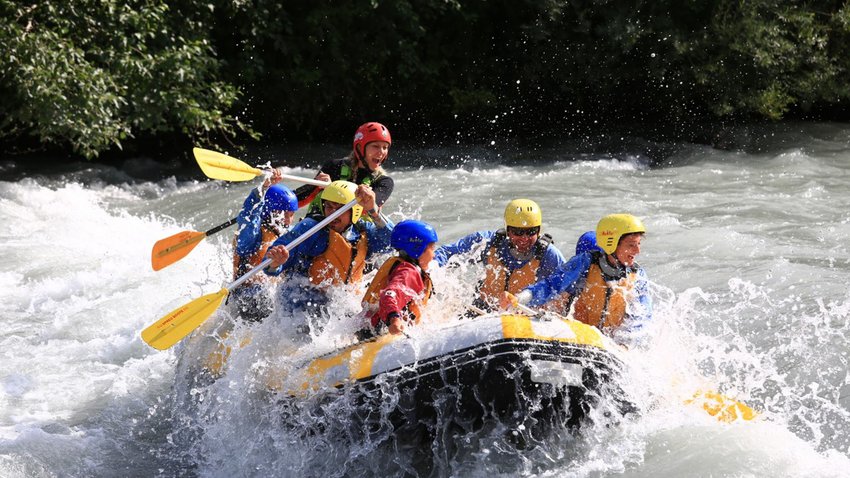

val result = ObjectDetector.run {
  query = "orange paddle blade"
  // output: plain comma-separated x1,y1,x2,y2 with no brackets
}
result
151,230,206,271
141,288,229,350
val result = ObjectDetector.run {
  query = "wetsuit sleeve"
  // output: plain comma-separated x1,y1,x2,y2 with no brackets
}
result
235,190,263,257
295,185,321,209
294,159,342,207
524,252,592,307
372,263,425,326
434,231,495,267
263,219,322,276
625,268,653,329
372,175,394,207
538,244,568,280
364,219,395,257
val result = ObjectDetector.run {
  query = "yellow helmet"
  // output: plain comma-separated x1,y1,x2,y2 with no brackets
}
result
596,214,646,254
321,180,362,223
504,199,542,228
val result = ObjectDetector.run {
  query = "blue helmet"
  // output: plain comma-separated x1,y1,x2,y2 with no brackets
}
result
264,184,298,212
391,220,438,259
576,230,603,255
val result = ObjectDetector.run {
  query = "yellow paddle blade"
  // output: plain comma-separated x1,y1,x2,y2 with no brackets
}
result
141,288,228,350
686,389,759,423
151,230,206,271
193,147,263,181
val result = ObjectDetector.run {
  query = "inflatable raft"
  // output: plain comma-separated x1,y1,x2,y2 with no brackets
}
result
265,312,632,439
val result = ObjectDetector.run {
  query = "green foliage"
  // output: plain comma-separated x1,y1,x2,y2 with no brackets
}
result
0,0,252,159
2,0,850,158
211,0,850,140
686,0,850,120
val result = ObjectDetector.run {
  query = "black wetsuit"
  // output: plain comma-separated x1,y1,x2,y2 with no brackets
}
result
295,158,394,212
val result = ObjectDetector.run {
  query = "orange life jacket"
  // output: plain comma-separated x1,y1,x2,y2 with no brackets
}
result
232,226,279,280
308,228,368,286
478,230,552,308
362,256,433,324
572,260,639,330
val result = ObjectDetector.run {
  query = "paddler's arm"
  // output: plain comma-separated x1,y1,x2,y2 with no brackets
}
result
518,252,591,307
235,190,264,257
433,230,495,267
294,184,319,209
538,242,568,278
262,219,320,276
294,165,332,208
632,267,652,322
371,175,394,208
357,181,388,227
365,207,388,228
357,185,395,254
614,267,653,346
355,184,378,214
372,263,424,334
266,244,290,271
364,219,395,255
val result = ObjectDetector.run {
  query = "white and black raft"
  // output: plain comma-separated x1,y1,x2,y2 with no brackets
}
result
259,312,635,445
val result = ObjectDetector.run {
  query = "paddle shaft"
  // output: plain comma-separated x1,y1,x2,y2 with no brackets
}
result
228,199,357,291
516,302,540,317
206,217,238,235
141,199,358,350
276,172,329,188
151,217,238,270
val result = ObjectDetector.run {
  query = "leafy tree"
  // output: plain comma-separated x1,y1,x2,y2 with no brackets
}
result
688,0,850,120
0,0,253,159
3,0,850,159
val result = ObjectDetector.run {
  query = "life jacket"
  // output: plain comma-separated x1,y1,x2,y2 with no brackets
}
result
307,225,369,287
362,256,433,325
306,162,382,216
572,251,640,330
478,230,553,307
232,225,279,280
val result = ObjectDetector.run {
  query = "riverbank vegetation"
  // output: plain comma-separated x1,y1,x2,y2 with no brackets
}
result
3,0,849,159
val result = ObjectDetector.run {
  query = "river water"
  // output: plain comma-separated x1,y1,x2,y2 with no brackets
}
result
1,122,849,477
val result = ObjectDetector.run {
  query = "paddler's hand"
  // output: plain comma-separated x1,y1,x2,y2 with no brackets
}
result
387,313,405,335
355,184,377,212
499,291,519,310
267,245,290,268
315,172,331,183
262,168,284,189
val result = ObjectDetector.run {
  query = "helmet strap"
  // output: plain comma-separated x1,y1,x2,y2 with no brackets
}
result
356,150,376,174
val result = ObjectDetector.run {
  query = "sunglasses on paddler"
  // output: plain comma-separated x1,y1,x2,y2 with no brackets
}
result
506,226,540,237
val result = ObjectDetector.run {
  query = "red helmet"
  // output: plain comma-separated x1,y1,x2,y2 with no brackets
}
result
353,122,391,160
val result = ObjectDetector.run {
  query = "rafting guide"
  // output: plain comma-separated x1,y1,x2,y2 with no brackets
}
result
296,122,394,221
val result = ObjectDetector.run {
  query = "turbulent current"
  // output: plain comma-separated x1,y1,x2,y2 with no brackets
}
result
2,122,850,477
